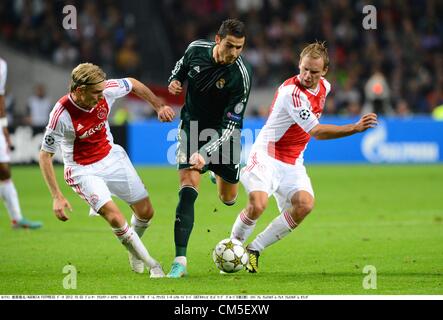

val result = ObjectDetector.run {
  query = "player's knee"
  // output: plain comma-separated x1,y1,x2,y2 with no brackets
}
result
139,202,155,220
296,199,315,217
140,206,154,221
147,206,154,219
248,200,267,218
254,203,267,216
99,207,125,227
248,190,269,215
132,198,154,220
0,166,11,180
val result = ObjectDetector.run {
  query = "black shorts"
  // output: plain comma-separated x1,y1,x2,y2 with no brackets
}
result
176,120,241,184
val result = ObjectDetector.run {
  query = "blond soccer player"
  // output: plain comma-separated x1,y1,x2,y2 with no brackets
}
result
230,42,378,272
39,63,175,278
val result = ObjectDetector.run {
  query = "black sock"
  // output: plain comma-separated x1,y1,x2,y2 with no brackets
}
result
174,186,198,257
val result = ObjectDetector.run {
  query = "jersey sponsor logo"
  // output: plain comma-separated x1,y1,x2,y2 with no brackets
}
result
76,124,84,131
44,134,55,146
362,122,439,163
193,66,200,73
299,109,311,120
216,78,225,89
234,102,244,114
79,121,106,139
227,112,242,122
97,106,107,120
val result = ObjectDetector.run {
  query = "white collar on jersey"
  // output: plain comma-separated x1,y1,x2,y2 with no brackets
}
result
68,94,95,113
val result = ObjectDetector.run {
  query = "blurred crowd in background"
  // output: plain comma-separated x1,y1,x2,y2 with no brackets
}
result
0,0,139,77
162,0,443,117
1,0,442,125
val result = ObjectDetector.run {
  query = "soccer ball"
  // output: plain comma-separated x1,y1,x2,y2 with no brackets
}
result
212,238,249,273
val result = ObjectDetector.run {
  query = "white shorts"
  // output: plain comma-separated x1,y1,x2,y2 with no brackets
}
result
64,145,148,213
241,150,314,213
0,129,10,163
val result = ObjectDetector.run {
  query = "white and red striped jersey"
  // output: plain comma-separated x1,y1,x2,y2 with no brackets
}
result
41,78,132,166
0,58,7,95
253,75,331,165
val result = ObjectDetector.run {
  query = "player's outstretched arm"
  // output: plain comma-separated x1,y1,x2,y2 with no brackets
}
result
127,77,175,122
309,113,378,140
39,150,72,221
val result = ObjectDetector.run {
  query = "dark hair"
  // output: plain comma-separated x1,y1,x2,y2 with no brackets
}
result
217,19,246,39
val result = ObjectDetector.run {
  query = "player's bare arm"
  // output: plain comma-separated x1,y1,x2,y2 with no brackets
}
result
128,77,175,122
39,150,72,221
168,80,183,95
310,113,378,140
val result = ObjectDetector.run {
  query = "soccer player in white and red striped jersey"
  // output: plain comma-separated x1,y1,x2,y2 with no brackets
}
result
39,63,175,278
230,42,378,273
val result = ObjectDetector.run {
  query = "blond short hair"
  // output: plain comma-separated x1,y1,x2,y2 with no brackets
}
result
70,63,106,92
300,41,329,69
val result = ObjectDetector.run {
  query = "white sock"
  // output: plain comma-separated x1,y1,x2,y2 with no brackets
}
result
0,180,23,222
230,209,257,244
130,214,150,238
249,211,298,252
113,222,158,268
174,256,187,267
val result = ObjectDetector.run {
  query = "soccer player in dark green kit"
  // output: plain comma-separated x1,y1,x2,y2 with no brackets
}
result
167,19,252,278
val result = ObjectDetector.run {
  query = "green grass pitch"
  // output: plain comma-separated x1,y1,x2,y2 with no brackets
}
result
0,165,442,295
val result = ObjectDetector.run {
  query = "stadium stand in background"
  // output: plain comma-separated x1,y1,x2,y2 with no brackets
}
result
0,0,139,77
160,0,443,116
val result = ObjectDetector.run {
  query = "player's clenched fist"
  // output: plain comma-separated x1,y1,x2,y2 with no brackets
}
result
189,152,206,170
157,105,175,122
168,80,183,95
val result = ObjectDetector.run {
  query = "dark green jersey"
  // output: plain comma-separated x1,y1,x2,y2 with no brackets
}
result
169,39,252,162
